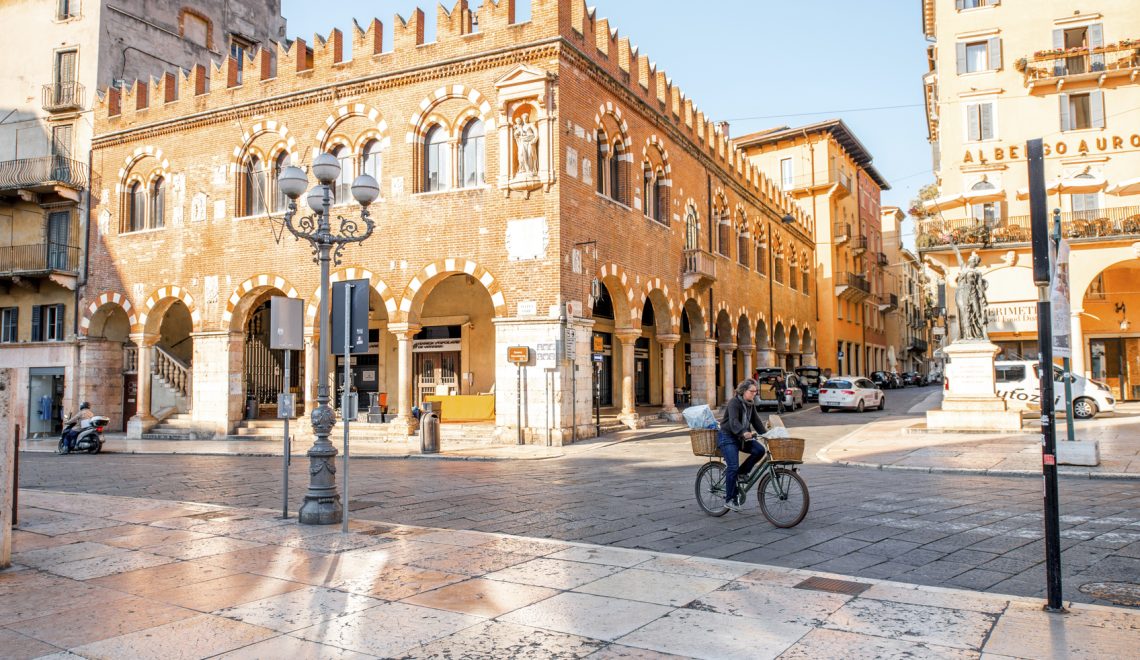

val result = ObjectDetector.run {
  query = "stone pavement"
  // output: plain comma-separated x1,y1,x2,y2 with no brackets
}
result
818,402,1140,478
4,490,1138,659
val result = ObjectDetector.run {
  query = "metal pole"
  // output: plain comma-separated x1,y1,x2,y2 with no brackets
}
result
1052,210,1076,443
516,363,523,445
12,424,19,527
594,362,601,436
282,351,290,519
342,283,352,534
1028,138,1065,612
571,364,577,443
299,185,342,525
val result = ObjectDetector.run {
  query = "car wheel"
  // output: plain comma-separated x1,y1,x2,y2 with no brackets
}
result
856,400,865,413
1072,397,1097,419
878,395,886,411
820,406,830,413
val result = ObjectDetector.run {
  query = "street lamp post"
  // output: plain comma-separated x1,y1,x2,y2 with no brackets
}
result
278,154,379,525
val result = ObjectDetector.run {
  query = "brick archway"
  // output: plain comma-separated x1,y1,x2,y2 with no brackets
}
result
80,291,137,335
138,285,200,334
305,267,398,332
400,258,507,324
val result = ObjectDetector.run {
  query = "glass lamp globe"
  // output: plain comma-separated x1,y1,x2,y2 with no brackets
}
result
277,166,308,200
351,174,380,205
311,153,341,185
307,185,328,213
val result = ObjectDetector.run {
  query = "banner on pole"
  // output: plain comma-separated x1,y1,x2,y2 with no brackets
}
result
1050,238,1071,358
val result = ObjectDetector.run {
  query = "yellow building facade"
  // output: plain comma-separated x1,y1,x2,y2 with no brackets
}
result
918,0,1140,403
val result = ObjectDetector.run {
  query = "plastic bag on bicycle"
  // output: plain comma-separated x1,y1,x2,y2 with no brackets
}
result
682,405,719,430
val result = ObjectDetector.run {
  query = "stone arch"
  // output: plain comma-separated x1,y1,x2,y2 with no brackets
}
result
317,103,391,157
639,278,680,335
117,146,169,195
735,313,752,347
231,120,298,174
406,84,494,145
595,102,633,151
222,274,302,331
1073,242,1140,309
773,320,787,353
788,325,801,354
714,309,734,346
80,291,138,336
400,259,507,325
642,135,672,176
138,285,200,334
755,317,770,349
594,262,637,328
305,267,399,331
801,327,814,355
682,298,707,341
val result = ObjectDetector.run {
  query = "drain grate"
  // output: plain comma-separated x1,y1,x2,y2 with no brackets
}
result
1079,582,1140,607
794,576,872,596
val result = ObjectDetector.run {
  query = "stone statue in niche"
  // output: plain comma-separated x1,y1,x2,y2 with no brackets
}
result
951,243,989,341
512,113,539,176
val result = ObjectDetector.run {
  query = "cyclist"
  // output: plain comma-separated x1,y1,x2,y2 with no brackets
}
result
717,379,768,512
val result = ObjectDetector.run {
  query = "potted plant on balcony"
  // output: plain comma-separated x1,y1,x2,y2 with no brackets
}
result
1014,57,1028,72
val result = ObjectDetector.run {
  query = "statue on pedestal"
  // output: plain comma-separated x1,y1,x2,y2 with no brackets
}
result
512,113,539,177
951,244,989,341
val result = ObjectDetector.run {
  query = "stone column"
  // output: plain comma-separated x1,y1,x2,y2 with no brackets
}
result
1070,310,1086,377
658,334,681,420
689,339,717,406
189,331,243,436
720,343,736,403
756,347,776,369
303,331,317,415
615,329,646,428
388,323,420,437
126,333,157,438
740,344,754,380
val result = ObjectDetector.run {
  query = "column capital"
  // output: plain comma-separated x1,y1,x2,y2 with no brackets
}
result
128,332,158,347
738,344,755,352
657,333,681,346
719,342,737,352
388,323,421,339
615,328,643,344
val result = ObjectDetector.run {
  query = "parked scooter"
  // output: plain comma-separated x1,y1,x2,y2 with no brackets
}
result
57,415,109,454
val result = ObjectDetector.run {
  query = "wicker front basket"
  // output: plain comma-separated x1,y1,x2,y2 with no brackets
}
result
767,437,805,463
689,429,721,457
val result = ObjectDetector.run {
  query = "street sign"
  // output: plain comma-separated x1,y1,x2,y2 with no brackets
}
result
331,279,370,355
564,326,577,360
535,342,557,366
269,297,304,350
837,351,844,359
592,353,604,362
507,346,530,364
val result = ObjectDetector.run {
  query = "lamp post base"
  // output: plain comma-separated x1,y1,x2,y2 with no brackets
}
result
299,405,343,525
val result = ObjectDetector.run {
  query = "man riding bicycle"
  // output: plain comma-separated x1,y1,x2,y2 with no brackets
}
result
717,379,768,512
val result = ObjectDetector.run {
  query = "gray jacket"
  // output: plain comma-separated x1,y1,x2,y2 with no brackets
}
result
720,396,767,446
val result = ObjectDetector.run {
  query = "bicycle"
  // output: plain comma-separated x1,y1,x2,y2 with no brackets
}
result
692,433,810,528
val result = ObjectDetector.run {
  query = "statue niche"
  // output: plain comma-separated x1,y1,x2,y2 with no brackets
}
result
494,63,555,198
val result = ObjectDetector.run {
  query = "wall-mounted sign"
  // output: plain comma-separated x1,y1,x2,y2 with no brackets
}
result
507,346,530,364
413,338,461,353
962,133,1140,165
986,302,1038,334
593,335,604,352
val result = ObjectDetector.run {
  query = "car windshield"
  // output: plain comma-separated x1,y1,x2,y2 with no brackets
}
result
795,368,820,385
823,380,852,389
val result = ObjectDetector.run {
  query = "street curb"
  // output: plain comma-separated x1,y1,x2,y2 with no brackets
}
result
19,448,560,461
827,459,1139,481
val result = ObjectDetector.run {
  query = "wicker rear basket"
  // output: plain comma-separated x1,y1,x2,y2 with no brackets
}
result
689,429,720,457
767,437,805,463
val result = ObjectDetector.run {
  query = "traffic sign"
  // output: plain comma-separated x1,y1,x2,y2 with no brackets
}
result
507,346,530,364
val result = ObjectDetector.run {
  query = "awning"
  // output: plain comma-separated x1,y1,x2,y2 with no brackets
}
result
1016,176,1107,199
1108,176,1140,196
922,193,965,212
962,188,1005,204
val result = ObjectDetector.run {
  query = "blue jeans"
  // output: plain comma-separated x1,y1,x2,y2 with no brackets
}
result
716,430,766,503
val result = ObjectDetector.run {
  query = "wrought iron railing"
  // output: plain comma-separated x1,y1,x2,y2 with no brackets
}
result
850,236,868,253
833,223,851,243
877,251,889,266
1022,42,1140,82
837,271,870,294
916,205,1140,250
910,338,929,353
42,82,85,112
878,293,898,310
0,243,80,274
0,156,88,191
154,345,191,400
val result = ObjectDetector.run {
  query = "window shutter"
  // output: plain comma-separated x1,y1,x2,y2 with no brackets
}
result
31,305,42,341
956,43,967,74
1053,29,1065,76
53,304,64,340
1059,94,1071,131
967,105,981,142
980,103,994,140
988,37,1002,70
1088,23,1103,48
955,0,963,9
1091,91,1105,129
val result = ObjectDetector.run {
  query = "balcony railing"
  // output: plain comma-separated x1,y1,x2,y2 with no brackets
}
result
850,236,867,254
877,293,898,312
0,156,88,193
877,251,889,267
1021,41,1140,85
682,248,717,289
0,243,81,275
835,271,870,297
916,205,1140,250
42,82,85,112
833,222,851,244
909,338,929,353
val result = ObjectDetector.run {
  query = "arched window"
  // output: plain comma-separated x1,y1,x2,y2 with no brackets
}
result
242,156,265,216
128,181,144,232
774,248,785,284
801,260,810,292
756,239,768,276
361,140,381,194
1070,173,1100,216
968,179,998,226
642,165,653,218
331,146,351,203
737,227,749,268
424,125,448,192
788,253,797,290
272,152,289,212
459,119,484,188
685,208,699,250
150,177,165,229
596,130,609,196
653,170,668,223
716,215,731,257
609,139,624,203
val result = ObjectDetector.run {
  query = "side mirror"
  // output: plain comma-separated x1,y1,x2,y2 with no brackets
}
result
1069,374,1077,384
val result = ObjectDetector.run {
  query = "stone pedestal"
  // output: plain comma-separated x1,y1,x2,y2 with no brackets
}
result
926,341,1022,431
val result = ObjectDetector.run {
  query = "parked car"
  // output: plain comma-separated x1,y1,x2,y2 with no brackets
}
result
870,371,893,389
794,366,822,401
753,371,804,410
902,372,920,387
992,361,1115,419
888,372,904,389
819,376,885,413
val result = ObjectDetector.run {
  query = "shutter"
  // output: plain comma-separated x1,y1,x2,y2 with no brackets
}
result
1089,23,1105,71
988,37,1002,70
967,105,981,142
1059,94,1071,131
955,0,963,9
1053,29,1065,76
1091,90,1105,129
980,103,994,140
31,305,42,342
956,42,967,74
53,304,65,340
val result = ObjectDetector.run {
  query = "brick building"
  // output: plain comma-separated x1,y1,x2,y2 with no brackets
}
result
82,0,816,444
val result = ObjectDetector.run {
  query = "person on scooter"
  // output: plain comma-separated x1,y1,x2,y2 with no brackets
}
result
62,402,94,452
717,379,768,512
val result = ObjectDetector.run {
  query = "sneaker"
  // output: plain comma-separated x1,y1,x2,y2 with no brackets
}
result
724,499,744,513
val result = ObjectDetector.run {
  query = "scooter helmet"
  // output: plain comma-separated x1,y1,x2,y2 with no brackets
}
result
80,401,90,410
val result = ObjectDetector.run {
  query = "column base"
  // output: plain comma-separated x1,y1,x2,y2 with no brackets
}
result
617,412,647,429
387,416,419,437
659,407,682,422
125,414,157,439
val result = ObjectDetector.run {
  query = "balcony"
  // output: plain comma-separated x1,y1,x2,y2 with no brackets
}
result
849,236,867,256
1020,41,1140,91
916,205,1140,252
877,251,889,267
682,248,717,290
877,293,898,312
835,271,870,302
833,222,851,245
42,82,85,112
0,243,81,280
909,338,929,354
0,156,87,202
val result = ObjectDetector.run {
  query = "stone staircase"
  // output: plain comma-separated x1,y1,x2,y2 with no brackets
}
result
142,413,217,440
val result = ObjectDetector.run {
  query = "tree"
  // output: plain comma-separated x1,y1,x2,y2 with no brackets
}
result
907,183,940,222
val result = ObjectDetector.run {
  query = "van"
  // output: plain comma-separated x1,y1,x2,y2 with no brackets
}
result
993,360,1116,419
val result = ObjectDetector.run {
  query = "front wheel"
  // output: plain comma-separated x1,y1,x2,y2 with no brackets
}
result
1072,398,1097,419
878,396,886,411
856,400,865,413
57,438,68,455
758,467,810,528
695,462,729,517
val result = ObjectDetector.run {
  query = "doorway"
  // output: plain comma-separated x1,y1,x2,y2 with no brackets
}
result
634,336,650,405
1090,337,1139,401
28,368,65,437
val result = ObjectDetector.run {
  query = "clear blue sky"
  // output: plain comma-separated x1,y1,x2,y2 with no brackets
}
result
281,0,930,242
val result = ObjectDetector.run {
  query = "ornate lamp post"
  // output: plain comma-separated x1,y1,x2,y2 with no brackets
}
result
278,154,379,525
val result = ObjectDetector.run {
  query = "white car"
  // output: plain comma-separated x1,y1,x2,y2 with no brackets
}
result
819,376,885,413
993,361,1115,419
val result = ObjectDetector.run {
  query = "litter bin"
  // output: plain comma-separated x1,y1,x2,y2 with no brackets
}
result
245,394,259,420
420,409,440,454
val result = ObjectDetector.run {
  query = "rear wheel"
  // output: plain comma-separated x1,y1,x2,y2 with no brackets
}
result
695,462,729,517
820,406,830,413
878,395,886,411
1073,397,1097,419
758,467,810,528
856,400,865,413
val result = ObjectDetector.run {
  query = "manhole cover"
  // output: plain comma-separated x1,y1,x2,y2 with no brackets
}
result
794,576,872,596
1079,582,1140,607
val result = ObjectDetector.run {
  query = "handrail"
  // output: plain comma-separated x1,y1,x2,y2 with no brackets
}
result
0,243,80,274
917,205,1140,249
1023,42,1139,81
123,344,138,374
0,156,88,191
42,82,85,111
153,345,191,399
